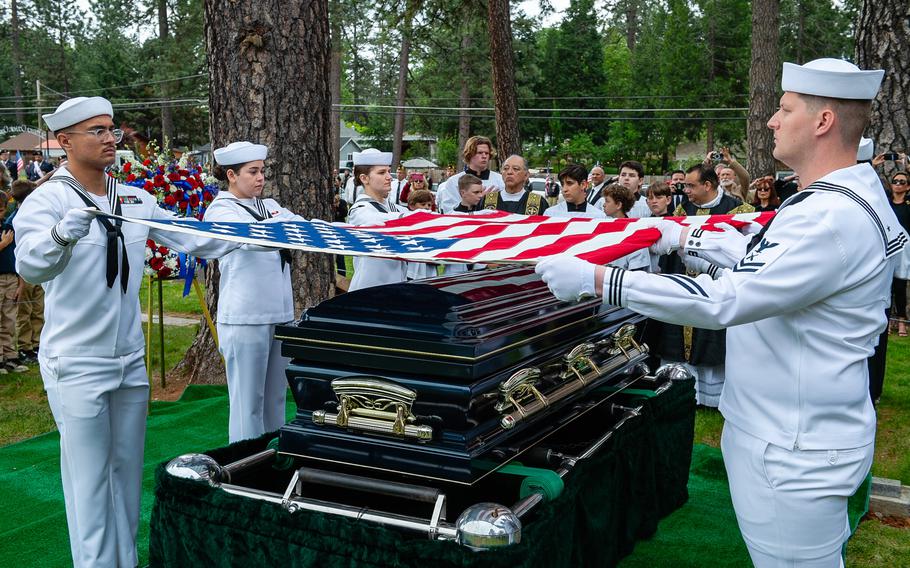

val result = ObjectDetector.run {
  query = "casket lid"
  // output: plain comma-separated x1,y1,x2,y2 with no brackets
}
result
291,266,608,354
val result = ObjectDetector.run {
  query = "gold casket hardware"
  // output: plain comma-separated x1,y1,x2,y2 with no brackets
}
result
498,325,647,430
312,377,433,441
605,323,641,358
562,342,601,386
494,367,546,416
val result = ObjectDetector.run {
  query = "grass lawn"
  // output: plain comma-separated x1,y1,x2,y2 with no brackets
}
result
138,276,205,315
2,298,908,562
0,323,199,447
692,337,910,563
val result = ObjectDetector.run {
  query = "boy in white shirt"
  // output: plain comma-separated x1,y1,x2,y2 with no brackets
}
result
544,164,606,219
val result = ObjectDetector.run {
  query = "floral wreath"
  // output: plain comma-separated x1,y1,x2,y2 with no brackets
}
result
110,141,219,279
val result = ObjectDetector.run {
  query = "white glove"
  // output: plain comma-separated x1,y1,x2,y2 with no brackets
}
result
683,223,749,269
648,220,685,256
54,208,95,244
681,253,719,277
535,256,598,302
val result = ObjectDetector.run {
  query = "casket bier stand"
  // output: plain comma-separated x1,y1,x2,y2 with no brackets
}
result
150,267,696,566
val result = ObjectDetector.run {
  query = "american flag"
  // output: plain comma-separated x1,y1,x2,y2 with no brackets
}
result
103,210,774,265
15,151,25,180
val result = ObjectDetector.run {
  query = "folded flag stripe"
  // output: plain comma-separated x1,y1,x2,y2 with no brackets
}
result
94,210,773,265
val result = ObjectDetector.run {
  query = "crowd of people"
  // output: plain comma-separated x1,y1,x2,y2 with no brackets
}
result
0,157,46,377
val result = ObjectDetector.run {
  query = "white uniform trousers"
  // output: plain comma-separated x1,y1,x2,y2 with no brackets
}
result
721,422,873,567
40,349,149,568
217,322,289,443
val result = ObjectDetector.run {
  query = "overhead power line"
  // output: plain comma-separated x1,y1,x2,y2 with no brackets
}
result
335,103,750,113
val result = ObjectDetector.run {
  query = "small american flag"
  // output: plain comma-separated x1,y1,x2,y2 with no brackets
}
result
103,210,774,265
15,151,25,180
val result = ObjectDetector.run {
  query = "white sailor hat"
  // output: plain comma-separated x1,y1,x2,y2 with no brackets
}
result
781,58,884,100
857,137,874,162
43,97,114,132
213,141,268,165
352,148,393,167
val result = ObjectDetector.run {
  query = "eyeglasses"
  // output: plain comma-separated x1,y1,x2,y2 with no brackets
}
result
66,127,124,143
501,165,525,172
892,180,909,186
756,187,771,191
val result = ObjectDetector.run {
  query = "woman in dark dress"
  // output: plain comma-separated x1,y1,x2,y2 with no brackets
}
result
889,171,910,336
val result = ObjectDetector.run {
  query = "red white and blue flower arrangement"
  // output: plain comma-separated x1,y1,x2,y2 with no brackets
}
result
110,142,219,280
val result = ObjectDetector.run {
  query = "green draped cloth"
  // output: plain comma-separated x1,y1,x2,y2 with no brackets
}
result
149,379,696,567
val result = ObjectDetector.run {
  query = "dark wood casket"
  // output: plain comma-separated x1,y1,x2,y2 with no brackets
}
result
276,265,650,484
151,266,697,563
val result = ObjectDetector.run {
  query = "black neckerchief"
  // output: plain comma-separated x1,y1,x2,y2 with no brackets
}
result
464,166,491,181
56,173,130,293
225,196,292,272
367,200,390,213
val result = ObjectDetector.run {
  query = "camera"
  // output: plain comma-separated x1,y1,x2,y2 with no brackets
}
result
883,152,900,161
710,151,724,162
673,182,686,194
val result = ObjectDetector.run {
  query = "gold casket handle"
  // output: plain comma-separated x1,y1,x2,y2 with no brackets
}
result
312,376,433,441
499,325,647,430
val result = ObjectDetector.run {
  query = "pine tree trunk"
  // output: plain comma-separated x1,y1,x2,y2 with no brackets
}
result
58,27,69,94
625,0,638,52
329,5,342,170
746,0,780,179
179,0,335,385
10,0,24,125
487,0,521,158
391,27,411,168
158,0,175,146
457,31,472,171
855,0,909,174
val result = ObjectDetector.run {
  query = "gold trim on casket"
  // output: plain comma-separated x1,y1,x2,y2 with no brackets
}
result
313,378,434,441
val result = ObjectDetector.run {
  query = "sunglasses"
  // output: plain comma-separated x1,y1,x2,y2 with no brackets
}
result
893,179,908,186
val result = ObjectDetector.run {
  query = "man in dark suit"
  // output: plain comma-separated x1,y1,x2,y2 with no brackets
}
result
0,151,16,179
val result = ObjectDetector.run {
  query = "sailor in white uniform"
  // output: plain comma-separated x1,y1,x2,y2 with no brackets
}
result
536,58,901,567
347,149,411,291
203,141,300,443
13,97,243,568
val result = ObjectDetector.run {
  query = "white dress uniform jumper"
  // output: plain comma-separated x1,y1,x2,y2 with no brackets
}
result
204,192,297,443
14,166,239,568
599,163,905,565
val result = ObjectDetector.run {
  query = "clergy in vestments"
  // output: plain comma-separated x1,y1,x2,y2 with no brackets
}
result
483,155,549,216
661,162,754,407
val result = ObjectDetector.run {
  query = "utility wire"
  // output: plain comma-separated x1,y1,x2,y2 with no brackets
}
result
335,103,750,113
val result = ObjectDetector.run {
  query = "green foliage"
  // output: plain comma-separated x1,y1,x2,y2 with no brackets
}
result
0,0,863,169
779,0,857,64
434,135,458,168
